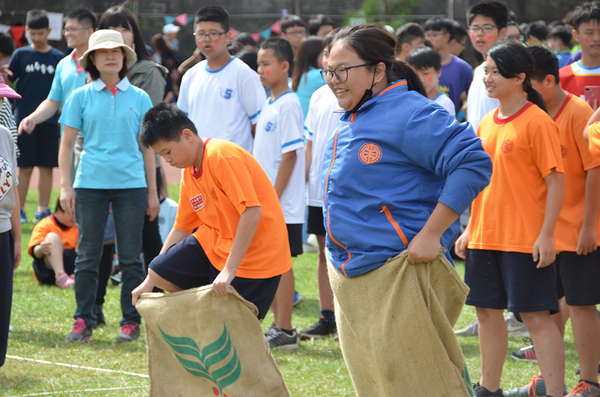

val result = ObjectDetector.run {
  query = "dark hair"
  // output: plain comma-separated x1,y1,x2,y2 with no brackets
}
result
528,45,560,84
571,2,600,31
66,8,97,30
323,27,339,49
233,32,257,48
260,37,294,66
236,49,258,72
195,6,230,32
488,43,547,112
152,34,179,69
26,9,49,30
98,7,153,62
85,48,129,81
467,1,509,28
449,20,467,42
292,36,324,91
0,32,14,57
227,42,245,56
423,17,453,34
308,14,335,36
548,20,565,29
548,25,572,48
394,23,425,54
405,46,442,71
525,20,548,41
280,15,307,33
334,24,425,95
140,103,198,147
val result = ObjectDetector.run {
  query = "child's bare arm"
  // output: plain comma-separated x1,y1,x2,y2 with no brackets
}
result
533,169,565,268
578,167,600,255
9,189,21,270
212,206,261,296
305,140,312,183
584,108,600,141
58,126,78,217
274,151,297,198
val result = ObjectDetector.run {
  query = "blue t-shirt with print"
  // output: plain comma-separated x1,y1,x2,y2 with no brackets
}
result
9,46,64,124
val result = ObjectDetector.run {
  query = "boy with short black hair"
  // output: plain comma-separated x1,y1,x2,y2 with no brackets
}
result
449,21,468,57
253,37,304,349
394,23,425,62
548,25,573,68
423,17,473,115
308,14,334,38
524,20,549,46
559,2,600,103
7,9,64,224
28,197,78,289
132,103,292,325
406,46,456,117
177,6,265,153
465,0,508,132
279,15,307,54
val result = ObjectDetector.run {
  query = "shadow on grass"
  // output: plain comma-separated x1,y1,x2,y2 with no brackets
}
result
0,372,44,392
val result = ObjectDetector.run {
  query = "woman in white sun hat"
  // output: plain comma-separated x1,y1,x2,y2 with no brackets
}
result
57,29,158,344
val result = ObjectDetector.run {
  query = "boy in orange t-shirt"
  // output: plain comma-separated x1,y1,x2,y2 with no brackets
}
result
28,197,78,289
131,103,292,320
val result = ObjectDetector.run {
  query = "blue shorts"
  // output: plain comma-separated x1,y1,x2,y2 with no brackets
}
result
32,248,76,285
464,249,559,314
16,122,59,168
555,250,600,306
149,236,281,320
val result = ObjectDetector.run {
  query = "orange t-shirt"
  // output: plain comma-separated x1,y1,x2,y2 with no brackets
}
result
28,214,78,256
468,102,564,253
588,122,600,158
174,138,292,279
553,94,600,252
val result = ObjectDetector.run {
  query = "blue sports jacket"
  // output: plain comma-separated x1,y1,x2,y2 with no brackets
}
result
322,80,492,278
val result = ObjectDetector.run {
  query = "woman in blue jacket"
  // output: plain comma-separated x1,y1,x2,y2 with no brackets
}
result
321,24,492,395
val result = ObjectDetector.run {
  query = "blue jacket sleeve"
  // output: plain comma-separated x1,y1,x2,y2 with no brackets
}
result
401,101,492,214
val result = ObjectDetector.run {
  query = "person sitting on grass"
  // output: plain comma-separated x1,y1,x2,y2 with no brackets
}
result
28,197,78,289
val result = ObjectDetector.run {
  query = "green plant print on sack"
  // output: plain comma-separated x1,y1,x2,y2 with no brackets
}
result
159,323,241,397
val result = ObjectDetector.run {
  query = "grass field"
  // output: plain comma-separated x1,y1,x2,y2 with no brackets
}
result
0,186,585,396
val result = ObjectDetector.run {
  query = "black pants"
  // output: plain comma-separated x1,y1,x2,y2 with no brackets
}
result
0,231,14,367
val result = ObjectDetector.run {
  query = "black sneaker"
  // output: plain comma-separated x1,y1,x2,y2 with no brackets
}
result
264,326,299,349
92,304,106,328
299,317,336,340
474,382,503,397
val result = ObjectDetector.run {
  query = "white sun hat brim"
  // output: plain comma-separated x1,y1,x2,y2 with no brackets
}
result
79,29,137,69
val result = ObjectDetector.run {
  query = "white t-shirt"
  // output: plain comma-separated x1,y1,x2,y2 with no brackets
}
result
177,57,266,153
253,91,305,224
466,62,499,132
434,92,456,118
304,85,342,207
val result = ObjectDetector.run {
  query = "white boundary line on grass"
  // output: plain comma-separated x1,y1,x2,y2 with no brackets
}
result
5,386,142,396
5,355,149,378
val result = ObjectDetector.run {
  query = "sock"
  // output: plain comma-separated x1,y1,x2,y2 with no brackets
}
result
582,380,600,388
321,310,336,327
279,328,294,335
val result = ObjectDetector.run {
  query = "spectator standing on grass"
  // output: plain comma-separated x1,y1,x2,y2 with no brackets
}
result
280,14,307,70
394,23,425,62
308,14,335,38
548,25,573,68
291,36,325,121
7,9,64,224
58,30,158,344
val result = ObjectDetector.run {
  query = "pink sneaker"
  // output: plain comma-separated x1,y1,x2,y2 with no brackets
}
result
56,273,75,289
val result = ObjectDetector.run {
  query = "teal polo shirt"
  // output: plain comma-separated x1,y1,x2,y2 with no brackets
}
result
48,51,87,105
60,77,153,189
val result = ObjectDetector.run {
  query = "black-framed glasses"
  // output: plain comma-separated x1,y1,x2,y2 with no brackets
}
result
321,63,376,83
468,24,500,34
194,31,227,41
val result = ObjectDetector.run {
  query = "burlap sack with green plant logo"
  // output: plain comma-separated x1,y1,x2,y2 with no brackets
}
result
328,250,473,397
136,286,290,397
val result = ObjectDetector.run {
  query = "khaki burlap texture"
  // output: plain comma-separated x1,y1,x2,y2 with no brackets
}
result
328,250,474,397
136,286,290,397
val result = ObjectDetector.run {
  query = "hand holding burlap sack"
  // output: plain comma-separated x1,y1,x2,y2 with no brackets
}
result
136,286,290,397
328,250,473,397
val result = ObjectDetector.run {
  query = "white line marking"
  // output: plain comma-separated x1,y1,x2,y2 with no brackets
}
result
5,355,149,378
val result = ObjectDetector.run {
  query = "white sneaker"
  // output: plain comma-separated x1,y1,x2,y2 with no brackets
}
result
455,319,479,336
455,313,529,337
8,324,13,332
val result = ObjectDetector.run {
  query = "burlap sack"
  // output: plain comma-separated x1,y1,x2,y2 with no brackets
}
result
136,286,290,397
328,250,473,397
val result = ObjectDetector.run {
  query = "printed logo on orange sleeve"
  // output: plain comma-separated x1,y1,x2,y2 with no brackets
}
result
501,139,514,153
190,194,205,211
359,143,382,165
560,145,567,158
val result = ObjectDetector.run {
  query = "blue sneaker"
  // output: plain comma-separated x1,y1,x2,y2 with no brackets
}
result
33,208,52,223
293,291,304,307
20,208,27,223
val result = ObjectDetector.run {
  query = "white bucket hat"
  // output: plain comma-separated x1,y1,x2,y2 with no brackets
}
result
79,30,137,69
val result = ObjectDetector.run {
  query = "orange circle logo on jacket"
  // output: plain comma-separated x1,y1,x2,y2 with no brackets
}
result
359,143,382,165
501,139,514,153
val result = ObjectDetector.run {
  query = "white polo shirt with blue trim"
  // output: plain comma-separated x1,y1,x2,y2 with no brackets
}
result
253,91,305,224
177,57,266,153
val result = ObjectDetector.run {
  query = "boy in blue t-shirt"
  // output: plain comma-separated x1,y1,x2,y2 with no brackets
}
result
253,37,305,349
7,9,64,224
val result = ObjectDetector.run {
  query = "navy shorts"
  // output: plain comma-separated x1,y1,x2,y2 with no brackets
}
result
287,223,303,257
16,122,59,168
306,206,326,236
149,236,281,320
464,249,559,314
32,248,77,285
555,250,600,306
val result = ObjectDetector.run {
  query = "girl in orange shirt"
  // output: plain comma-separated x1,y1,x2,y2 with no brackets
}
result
455,43,566,397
